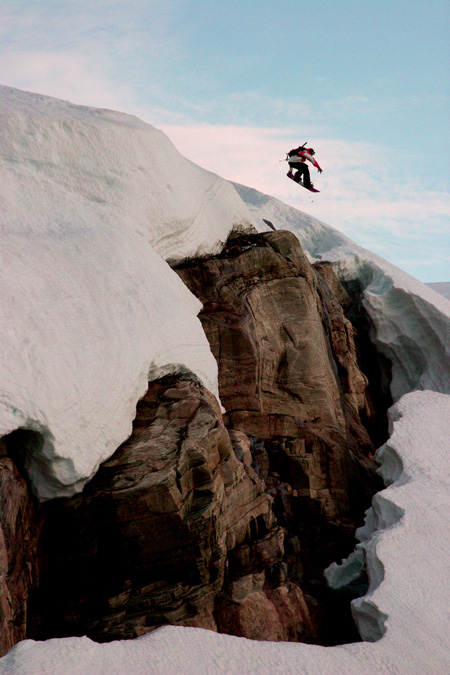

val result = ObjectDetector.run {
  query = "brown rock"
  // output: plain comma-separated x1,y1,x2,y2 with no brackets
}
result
177,232,344,433
35,375,280,642
176,231,381,522
1,231,387,651
217,581,315,642
0,434,43,656
174,231,384,645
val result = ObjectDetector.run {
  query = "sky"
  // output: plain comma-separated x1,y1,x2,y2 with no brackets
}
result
1,0,449,282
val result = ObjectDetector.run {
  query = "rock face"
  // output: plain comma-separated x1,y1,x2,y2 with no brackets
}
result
33,374,315,643
0,434,43,655
0,230,386,653
174,231,385,642
176,231,381,521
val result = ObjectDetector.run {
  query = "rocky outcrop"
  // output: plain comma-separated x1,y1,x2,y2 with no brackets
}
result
176,231,381,523
1,229,386,652
32,374,315,643
173,230,386,642
0,434,43,655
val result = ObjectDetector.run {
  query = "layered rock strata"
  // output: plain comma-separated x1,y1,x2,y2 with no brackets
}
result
32,374,315,643
0,229,386,653
176,231,381,519
176,231,384,641
0,433,43,655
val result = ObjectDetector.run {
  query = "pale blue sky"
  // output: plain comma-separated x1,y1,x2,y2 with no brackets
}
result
1,0,449,281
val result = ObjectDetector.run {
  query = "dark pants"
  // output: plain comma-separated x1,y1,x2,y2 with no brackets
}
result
289,162,312,188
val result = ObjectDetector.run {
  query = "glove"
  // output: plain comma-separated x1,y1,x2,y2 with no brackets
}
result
318,168,323,173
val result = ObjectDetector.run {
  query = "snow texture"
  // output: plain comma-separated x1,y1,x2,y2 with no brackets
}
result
427,282,450,301
0,85,252,500
2,88,450,673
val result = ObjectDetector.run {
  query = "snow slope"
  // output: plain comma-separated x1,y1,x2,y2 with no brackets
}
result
0,85,252,500
2,87,450,674
427,281,450,301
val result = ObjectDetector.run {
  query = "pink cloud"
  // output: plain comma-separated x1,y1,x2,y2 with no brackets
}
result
161,123,450,244
0,51,133,111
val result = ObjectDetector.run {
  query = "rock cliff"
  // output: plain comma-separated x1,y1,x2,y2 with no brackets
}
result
0,433,43,653
176,231,382,518
0,230,386,654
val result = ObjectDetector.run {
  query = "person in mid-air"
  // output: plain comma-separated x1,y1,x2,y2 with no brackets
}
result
287,143,323,189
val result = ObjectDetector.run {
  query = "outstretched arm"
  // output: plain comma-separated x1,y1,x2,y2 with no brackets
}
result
303,152,323,172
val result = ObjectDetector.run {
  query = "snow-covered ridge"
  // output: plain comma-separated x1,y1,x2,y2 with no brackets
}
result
1,85,252,262
0,85,252,500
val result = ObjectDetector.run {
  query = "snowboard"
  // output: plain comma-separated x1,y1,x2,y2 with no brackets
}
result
262,219,276,231
287,173,320,193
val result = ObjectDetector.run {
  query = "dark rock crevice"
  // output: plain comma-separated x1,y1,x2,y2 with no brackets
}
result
323,268,393,449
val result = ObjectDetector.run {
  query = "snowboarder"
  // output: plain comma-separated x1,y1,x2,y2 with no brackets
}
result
286,143,323,191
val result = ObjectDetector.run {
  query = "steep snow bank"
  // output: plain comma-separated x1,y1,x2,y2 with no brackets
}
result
3,391,450,674
235,183,450,402
0,86,252,499
2,86,252,262
1,219,216,500
327,391,450,644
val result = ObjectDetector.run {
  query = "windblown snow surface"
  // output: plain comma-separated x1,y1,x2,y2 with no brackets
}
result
0,85,252,501
427,281,450,301
1,87,450,674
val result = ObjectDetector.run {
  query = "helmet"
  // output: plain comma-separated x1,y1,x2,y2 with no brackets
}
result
307,148,315,156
